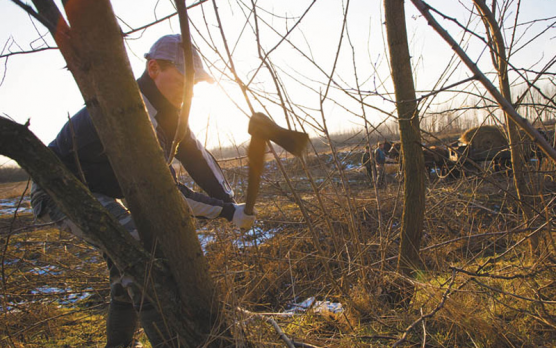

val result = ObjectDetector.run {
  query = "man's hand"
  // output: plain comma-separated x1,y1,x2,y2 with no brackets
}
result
232,203,256,229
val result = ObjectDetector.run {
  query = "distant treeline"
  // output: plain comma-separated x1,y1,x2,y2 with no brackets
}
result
0,166,29,183
209,110,555,161
209,123,452,161
2,111,553,182
207,122,403,161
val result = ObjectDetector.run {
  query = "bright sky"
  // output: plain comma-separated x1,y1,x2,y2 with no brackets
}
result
1,0,556,167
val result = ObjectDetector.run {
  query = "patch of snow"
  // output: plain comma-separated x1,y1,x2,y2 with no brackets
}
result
234,226,282,248
29,265,63,276
198,232,217,250
31,286,66,295
285,297,344,314
0,197,32,215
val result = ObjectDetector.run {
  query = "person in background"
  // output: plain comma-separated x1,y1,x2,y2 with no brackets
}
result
30,34,255,348
374,141,387,188
361,145,373,182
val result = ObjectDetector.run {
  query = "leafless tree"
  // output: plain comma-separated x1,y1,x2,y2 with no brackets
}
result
384,0,426,277
2,1,556,346
6,0,232,345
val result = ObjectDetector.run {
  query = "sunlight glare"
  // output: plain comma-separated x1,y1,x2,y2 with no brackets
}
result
189,82,250,153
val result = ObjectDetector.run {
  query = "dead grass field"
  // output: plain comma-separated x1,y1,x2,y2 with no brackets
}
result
1,152,556,347
0,181,30,199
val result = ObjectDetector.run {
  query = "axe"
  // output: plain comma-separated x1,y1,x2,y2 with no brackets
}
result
244,113,309,215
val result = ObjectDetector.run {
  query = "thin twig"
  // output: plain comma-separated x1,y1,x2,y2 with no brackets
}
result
0,179,31,348
450,265,553,280
10,0,59,36
237,307,295,348
167,0,196,165
409,0,556,164
0,46,57,59
393,269,457,347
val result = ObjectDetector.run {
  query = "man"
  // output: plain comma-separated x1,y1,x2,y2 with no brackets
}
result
361,145,373,182
374,141,387,187
30,34,255,347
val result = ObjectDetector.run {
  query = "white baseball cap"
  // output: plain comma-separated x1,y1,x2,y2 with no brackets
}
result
145,34,214,83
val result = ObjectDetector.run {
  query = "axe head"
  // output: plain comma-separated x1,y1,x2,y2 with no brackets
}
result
248,112,309,157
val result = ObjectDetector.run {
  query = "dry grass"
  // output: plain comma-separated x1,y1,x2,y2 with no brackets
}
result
1,151,556,347
0,181,30,199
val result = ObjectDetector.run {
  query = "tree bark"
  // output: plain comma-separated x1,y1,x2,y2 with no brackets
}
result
384,0,426,276
0,116,222,345
473,0,537,255
19,0,232,345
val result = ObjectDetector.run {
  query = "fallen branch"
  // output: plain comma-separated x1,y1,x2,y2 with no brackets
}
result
470,278,556,304
370,224,541,267
237,307,295,348
237,307,325,348
450,265,554,280
0,221,61,236
292,341,324,348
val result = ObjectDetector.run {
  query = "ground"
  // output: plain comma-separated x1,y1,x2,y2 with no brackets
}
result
1,152,555,347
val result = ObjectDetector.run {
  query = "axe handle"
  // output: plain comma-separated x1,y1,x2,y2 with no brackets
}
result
245,136,266,216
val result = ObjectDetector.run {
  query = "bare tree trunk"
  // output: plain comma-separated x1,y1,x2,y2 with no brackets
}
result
0,117,226,345
473,0,537,255
18,0,232,345
384,0,426,276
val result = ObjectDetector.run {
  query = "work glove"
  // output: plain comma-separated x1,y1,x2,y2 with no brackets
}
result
232,203,256,230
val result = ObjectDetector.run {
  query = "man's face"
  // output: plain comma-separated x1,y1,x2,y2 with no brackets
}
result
148,60,185,108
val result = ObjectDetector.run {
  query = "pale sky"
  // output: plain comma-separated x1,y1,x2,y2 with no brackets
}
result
1,0,556,167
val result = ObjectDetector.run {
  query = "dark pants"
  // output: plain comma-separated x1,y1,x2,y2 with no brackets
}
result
376,163,386,187
365,165,373,181
30,183,180,347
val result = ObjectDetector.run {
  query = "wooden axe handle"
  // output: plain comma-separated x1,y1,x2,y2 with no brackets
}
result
244,113,309,216
244,135,266,216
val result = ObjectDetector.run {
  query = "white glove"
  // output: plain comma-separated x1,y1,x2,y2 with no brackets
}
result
232,203,256,229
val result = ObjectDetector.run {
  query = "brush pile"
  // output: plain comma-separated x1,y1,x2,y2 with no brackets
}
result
459,125,508,161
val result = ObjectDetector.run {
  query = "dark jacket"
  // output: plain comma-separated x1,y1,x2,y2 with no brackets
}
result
48,71,235,220
375,147,386,165
362,151,372,169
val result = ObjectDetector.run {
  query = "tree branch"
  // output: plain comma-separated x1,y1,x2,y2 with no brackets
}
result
410,0,556,165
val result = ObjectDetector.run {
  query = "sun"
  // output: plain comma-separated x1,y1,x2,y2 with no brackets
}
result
188,82,251,153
